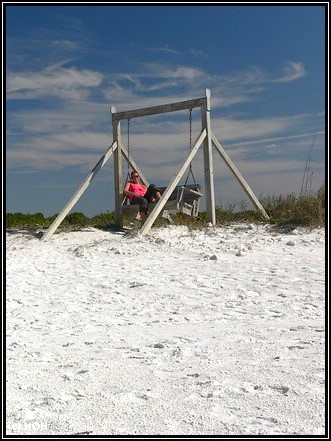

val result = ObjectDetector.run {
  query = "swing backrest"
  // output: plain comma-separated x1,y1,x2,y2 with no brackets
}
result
158,184,202,203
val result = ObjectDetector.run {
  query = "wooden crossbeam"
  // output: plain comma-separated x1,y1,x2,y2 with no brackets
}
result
112,97,207,122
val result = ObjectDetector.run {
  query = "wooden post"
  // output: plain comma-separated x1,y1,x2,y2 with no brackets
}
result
111,106,123,229
201,89,216,225
139,129,207,236
42,141,118,241
211,132,269,219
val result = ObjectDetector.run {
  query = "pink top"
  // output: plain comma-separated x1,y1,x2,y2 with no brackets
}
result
127,182,147,203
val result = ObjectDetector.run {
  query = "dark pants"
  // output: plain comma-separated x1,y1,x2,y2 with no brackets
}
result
131,184,160,214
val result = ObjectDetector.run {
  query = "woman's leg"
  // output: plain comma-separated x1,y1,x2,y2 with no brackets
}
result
140,211,147,222
132,196,148,222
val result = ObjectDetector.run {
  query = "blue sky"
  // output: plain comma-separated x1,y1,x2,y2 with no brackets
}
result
5,4,326,217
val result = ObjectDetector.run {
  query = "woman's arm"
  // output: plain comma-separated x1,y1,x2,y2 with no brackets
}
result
123,182,136,197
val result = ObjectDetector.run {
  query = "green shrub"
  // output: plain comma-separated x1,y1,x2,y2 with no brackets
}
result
91,212,115,228
317,183,325,208
62,212,90,226
6,187,325,231
259,188,325,227
291,194,325,227
6,212,47,228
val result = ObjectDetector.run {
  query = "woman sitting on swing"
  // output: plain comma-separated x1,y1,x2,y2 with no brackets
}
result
124,170,161,223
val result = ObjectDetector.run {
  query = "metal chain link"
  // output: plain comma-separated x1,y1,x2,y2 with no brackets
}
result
127,118,131,179
184,109,197,186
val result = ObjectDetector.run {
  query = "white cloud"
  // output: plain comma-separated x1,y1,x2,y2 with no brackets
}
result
129,43,181,54
212,114,310,143
103,63,209,96
273,61,306,83
221,61,306,86
50,39,79,51
7,57,306,111
158,45,181,54
190,48,207,58
6,56,321,196
7,63,104,100
6,109,324,178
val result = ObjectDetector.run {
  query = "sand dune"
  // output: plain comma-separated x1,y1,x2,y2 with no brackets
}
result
6,223,325,435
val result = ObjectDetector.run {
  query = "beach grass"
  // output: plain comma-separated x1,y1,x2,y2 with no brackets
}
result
6,185,325,231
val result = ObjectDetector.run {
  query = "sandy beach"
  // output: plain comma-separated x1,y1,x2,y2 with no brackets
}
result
5,222,325,436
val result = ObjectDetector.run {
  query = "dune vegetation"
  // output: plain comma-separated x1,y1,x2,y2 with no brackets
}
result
6,185,325,232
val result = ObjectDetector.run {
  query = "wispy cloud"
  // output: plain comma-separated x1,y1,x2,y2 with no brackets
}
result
212,114,316,143
157,44,181,54
6,103,324,174
219,61,306,86
104,60,307,110
7,62,104,100
6,45,307,109
6,31,318,191
190,48,207,58
129,43,181,54
130,42,207,59
102,63,210,108
50,39,80,51
6,14,94,70
273,61,306,83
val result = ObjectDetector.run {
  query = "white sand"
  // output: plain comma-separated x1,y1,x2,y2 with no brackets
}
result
6,223,325,436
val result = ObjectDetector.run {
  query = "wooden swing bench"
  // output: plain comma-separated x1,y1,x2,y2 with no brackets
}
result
122,184,202,221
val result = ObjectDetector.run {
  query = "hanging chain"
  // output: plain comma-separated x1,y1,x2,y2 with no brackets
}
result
127,118,131,179
121,119,131,206
184,109,197,186
189,107,192,151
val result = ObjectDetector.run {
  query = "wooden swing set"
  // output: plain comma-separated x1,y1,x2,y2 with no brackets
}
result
42,89,269,241
120,108,203,223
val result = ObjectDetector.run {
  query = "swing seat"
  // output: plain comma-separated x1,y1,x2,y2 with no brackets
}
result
122,184,202,219
176,185,202,217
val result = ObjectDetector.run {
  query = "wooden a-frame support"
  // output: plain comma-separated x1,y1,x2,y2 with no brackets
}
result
42,89,269,241
111,89,216,235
